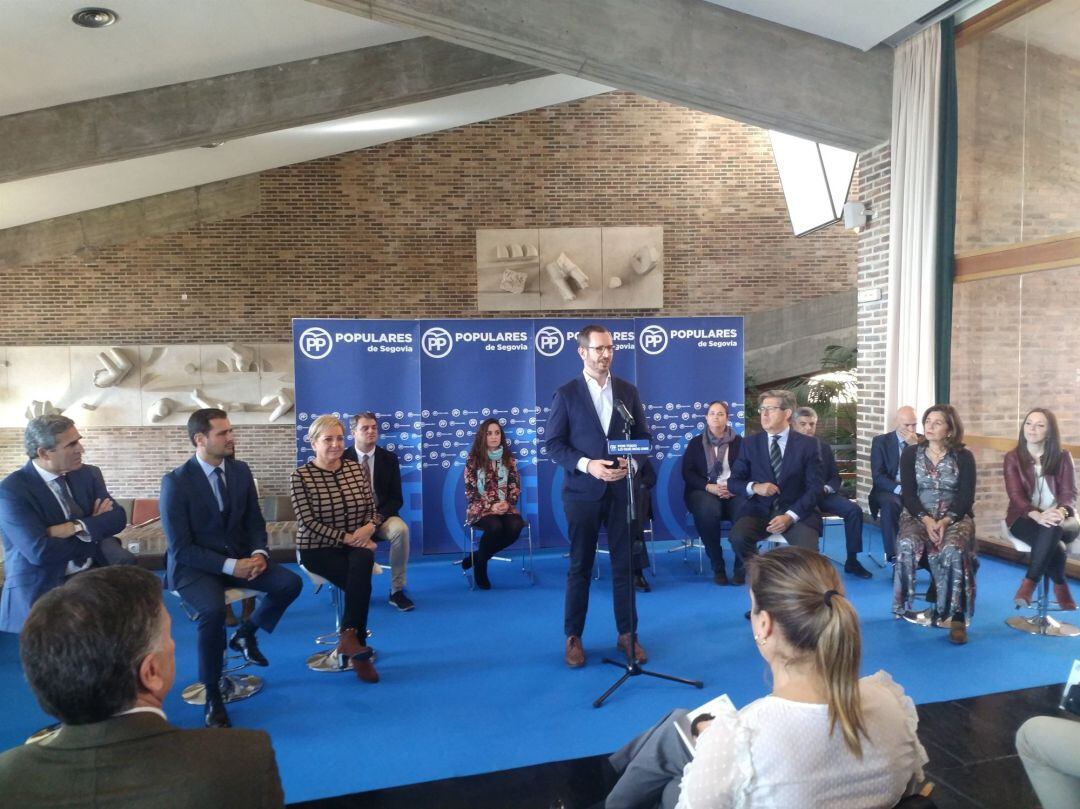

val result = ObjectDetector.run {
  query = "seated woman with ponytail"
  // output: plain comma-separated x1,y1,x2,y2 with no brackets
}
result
603,546,927,809
460,418,525,589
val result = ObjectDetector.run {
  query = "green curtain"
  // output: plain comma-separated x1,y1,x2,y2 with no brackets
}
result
934,17,958,403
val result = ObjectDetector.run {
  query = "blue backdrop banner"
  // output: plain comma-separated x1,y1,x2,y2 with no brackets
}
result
634,317,745,540
418,321,537,554
292,319,424,554
293,317,743,554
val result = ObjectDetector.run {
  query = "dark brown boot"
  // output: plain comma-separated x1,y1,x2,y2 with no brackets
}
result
1054,581,1077,611
1013,577,1038,608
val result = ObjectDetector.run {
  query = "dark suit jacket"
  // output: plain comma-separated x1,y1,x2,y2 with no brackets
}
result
681,432,743,505
341,444,404,520
0,711,284,809
160,456,268,592
0,461,127,633
819,439,843,496
870,431,904,508
545,375,649,502
1003,448,1077,526
728,429,824,533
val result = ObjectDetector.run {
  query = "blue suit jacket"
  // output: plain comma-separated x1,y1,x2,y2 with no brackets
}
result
869,431,903,508
545,375,649,502
160,456,268,592
819,439,843,495
0,461,127,633
728,429,824,533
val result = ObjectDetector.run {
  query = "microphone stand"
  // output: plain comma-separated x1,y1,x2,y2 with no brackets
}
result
593,409,703,708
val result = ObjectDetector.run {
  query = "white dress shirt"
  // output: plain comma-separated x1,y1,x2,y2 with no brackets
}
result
576,370,614,474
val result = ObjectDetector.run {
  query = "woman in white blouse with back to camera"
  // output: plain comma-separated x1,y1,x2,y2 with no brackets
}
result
604,545,927,809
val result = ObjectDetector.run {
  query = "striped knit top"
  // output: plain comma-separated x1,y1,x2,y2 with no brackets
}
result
289,459,382,550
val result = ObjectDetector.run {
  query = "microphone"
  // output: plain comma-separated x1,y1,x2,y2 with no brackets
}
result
615,399,635,426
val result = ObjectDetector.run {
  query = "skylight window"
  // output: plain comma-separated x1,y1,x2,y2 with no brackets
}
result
769,131,857,236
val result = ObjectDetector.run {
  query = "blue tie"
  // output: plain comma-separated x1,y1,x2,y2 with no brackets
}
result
213,467,230,521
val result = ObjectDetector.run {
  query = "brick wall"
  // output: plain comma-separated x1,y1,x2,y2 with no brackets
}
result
0,91,858,497
854,143,892,508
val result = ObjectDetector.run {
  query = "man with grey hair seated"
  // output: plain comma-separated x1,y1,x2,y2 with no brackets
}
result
0,566,285,808
727,390,825,582
0,414,132,633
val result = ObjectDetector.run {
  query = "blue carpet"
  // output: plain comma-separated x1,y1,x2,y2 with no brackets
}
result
1,526,1077,805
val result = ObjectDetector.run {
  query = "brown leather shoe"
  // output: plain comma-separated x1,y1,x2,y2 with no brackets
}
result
565,635,585,668
948,618,967,645
1054,582,1077,610
616,633,648,664
351,649,379,683
337,628,365,658
1014,577,1038,608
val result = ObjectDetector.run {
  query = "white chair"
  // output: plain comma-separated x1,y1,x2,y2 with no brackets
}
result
173,587,264,706
1000,520,1079,637
459,519,534,589
295,550,381,671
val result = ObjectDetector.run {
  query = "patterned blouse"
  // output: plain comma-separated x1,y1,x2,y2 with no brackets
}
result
290,459,382,550
914,445,960,520
464,455,521,524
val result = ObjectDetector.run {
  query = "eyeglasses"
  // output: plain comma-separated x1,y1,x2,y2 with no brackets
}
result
757,405,783,414
586,346,615,355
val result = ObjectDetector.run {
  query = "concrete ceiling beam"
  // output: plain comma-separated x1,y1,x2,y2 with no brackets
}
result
310,0,892,152
0,37,549,183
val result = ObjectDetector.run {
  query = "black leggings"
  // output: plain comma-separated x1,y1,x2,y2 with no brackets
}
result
300,545,374,636
472,514,525,560
1009,516,1080,584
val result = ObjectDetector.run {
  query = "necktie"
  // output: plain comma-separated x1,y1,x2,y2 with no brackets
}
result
213,467,229,518
50,476,85,519
362,454,378,506
770,435,783,480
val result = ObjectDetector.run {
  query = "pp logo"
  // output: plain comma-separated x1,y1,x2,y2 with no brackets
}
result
535,326,565,357
639,324,668,355
298,327,332,360
421,327,453,358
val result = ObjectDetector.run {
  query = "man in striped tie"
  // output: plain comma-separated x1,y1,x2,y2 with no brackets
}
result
727,390,825,584
0,414,133,634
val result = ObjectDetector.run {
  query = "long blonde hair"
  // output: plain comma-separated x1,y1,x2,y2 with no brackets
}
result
747,546,867,757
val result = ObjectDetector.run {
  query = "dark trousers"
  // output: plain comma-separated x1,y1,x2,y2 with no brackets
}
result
820,492,864,555
179,562,302,693
1010,516,1080,584
605,709,690,809
873,491,902,559
686,490,742,574
91,536,138,567
301,545,375,636
730,514,819,562
564,487,635,637
472,514,526,560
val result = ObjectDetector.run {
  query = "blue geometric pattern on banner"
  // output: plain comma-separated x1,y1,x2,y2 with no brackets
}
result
293,317,743,554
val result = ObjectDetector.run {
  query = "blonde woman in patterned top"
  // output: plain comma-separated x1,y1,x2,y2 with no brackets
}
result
289,414,380,683
461,418,524,589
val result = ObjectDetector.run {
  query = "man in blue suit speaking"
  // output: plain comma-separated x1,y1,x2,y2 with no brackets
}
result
546,325,650,669
0,415,131,634
728,390,824,580
161,408,301,728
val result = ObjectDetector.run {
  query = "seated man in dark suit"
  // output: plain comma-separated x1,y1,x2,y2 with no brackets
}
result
161,408,301,728
792,407,871,579
342,410,414,611
0,414,132,634
727,390,824,583
0,566,284,809
869,406,920,561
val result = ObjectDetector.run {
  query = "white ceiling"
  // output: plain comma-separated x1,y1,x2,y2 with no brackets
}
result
0,0,415,115
1,0,955,230
705,0,948,50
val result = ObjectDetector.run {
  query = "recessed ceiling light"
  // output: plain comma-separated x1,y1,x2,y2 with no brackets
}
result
72,8,119,28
